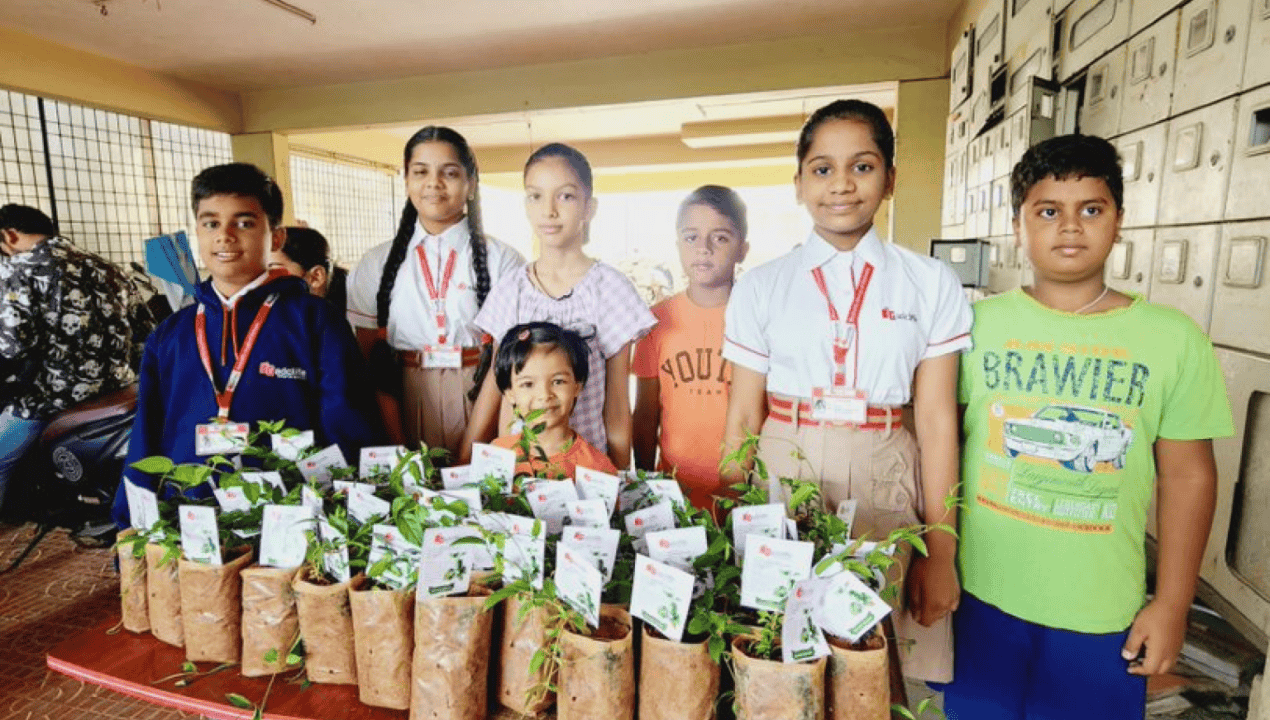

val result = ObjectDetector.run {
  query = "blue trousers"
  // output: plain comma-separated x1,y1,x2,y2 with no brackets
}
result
0,410,45,515
940,593,1146,720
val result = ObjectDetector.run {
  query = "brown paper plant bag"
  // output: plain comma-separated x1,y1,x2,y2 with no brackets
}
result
639,625,720,720
178,546,253,664
730,635,826,720
349,574,413,710
410,587,495,720
116,529,150,633
826,628,890,720
145,542,184,647
292,565,357,685
496,594,557,716
557,605,635,720
241,564,301,677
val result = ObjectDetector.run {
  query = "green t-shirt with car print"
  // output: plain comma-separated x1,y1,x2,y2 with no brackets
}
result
958,289,1233,633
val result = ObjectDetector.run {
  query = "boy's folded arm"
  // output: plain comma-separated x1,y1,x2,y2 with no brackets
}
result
1124,437,1218,675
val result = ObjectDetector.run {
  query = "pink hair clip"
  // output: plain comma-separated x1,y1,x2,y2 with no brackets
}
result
518,329,531,341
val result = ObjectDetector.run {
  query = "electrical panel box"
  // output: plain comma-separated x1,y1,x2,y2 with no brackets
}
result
977,132,997,186
1007,77,1061,170
1008,0,1055,54
993,121,1015,177
1057,0,1132,80
1132,0,1181,33
1158,97,1238,226
1079,44,1127,137
989,175,1014,236
1224,84,1270,221
1211,220,1270,353
1149,224,1221,330
974,0,1009,119
1116,122,1169,229
932,239,993,287
951,27,976,111
1120,10,1180,133
1106,228,1155,296
1172,0,1254,114
943,150,964,227
1245,0,1270,89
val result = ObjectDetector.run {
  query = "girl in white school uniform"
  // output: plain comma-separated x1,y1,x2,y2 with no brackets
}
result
347,126,525,456
720,100,972,682
460,143,656,470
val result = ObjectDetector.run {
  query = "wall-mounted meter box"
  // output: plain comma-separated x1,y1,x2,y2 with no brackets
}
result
931,239,993,287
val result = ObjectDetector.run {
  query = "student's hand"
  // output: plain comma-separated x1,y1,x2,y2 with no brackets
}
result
1123,598,1188,675
906,552,960,626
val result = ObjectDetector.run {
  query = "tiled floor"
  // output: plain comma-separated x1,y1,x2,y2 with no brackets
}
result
0,522,199,720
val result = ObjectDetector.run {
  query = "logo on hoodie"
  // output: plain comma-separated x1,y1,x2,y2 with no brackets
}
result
259,361,307,380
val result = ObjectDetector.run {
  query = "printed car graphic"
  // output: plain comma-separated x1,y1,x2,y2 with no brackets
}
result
1002,404,1132,473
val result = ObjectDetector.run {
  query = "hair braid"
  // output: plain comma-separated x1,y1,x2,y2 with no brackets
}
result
467,186,491,308
376,199,418,328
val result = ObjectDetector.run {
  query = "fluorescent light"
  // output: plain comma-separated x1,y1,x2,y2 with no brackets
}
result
680,115,804,149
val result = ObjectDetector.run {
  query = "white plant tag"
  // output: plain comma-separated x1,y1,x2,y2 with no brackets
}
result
301,485,324,514
241,470,285,499
785,517,799,541
624,501,676,540
471,443,515,493
645,526,708,572
630,554,694,642
575,466,621,516
837,499,858,538
368,523,422,590
524,479,579,535
124,480,161,535
739,536,814,611
477,511,543,539
259,504,315,569
359,445,406,479
782,578,831,664
440,465,474,490
559,527,621,582
814,569,892,643
347,483,391,524
298,444,348,487
731,503,785,560
417,527,474,599
502,533,546,590
271,430,314,461
212,485,251,514
566,499,610,528
317,517,350,582
645,479,687,510
556,543,603,628
179,505,221,566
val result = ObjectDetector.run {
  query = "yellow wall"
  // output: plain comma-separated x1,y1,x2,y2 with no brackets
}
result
0,26,241,132
231,132,297,226
892,78,951,253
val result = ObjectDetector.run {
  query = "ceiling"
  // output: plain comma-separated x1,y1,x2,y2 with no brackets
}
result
0,0,960,92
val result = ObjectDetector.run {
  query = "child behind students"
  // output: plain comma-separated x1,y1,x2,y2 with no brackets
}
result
632,185,748,510
947,134,1233,719
111,163,379,527
491,322,618,478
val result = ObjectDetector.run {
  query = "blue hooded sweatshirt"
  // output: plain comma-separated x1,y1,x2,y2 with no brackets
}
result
112,272,380,527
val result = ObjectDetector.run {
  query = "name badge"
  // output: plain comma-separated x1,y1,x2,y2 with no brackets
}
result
810,388,868,424
195,422,250,456
422,344,462,369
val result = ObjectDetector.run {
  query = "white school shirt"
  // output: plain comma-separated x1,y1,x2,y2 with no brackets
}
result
347,218,525,349
722,227,972,406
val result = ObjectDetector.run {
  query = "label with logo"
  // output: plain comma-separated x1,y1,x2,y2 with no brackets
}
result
810,387,868,424
782,578,832,663
418,527,476,599
558,527,621,582
368,523,422,590
624,501,676,540
576,466,621,516
422,344,462,369
814,567,892,643
297,444,349,488
566,499,610,528
317,517,350,582
645,526,707,572
179,504,221,566
556,544,603,628
630,554,695,642
124,480,161,536
471,443,515,494
739,537,814,611
271,430,314,461
730,502,785,559
194,422,249,456
259,504,316,569
524,479,579,535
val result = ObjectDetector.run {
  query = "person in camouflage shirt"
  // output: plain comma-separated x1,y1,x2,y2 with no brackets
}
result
0,204,141,514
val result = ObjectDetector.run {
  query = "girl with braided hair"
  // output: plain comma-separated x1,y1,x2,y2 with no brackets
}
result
347,126,524,455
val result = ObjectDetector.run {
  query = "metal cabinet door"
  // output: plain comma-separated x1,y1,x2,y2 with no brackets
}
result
1158,97,1238,226
1210,220,1270,353
952,27,976,112
1116,122,1169,229
994,122,1015,178
1007,26,1056,114
1149,223,1221,330
1008,0,1055,52
1057,0,1132,80
1224,85,1270,221
1120,10,1180,133
943,150,964,227
1245,0,1270,89
978,133,998,186
990,176,1014,236
1105,228,1154,296
1132,0,1182,33
974,0,1009,115
1172,0,1254,114
1080,45,1128,138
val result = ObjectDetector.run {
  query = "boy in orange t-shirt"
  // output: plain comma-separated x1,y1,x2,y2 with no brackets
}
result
493,322,618,478
633,186,748,510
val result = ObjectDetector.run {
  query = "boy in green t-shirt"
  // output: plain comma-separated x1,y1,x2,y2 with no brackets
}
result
944,135,1234,719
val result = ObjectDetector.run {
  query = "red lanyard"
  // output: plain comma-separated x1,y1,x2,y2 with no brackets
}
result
811,261,874,388
416,245,458,345
195,293,279,421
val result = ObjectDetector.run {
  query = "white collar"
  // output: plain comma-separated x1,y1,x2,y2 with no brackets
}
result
408,217,471,252
798,226,888,272
215,271,271,307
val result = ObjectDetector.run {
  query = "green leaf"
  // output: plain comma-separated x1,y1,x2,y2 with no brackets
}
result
286,653,303,665
181,661,196,673
131,456,174,474
226,693,254,709
909,534,928,557
528,649,546,675
263,649,278,664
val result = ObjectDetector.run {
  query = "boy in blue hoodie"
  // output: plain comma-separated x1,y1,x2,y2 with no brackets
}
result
112,163,378,526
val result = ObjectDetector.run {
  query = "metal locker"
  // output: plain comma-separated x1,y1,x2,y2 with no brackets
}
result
1079,45,1127,138
1116,121,1169,228
974,0,1009,120
974,184,994,237
969,88,993,136
1245,0,1270,89
1158,97,1238,226
1172,0,1254,115
1057,0,1132,81
1131,0,1182,33
1007,0,1055,53
1148,223,1221,330
1224,84,1270,221
1007,26,1055,114
990,176,1014,236
1120,10,1180,133
1210,220,1270,353
994,122,1015,177
1206,348,1270,647
951,27,976,111
943,150,963,227
978,133,997,186
1105,227,1155,296
1008,78,1061,168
